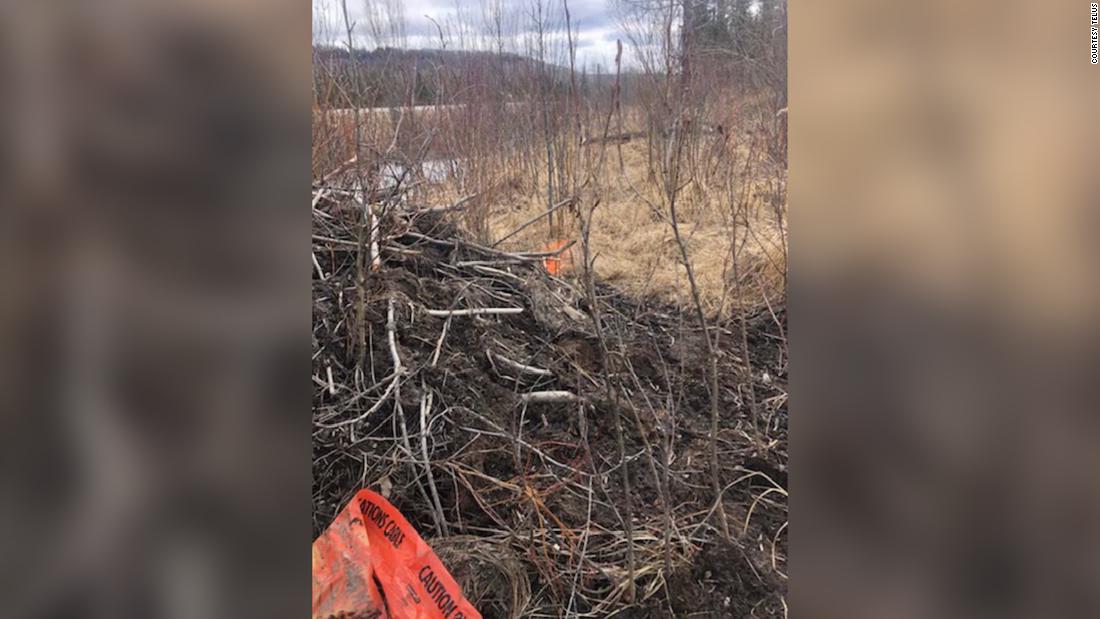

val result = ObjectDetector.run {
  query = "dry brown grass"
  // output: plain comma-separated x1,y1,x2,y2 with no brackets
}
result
476,140,787,316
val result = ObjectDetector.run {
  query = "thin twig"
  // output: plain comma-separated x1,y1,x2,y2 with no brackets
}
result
424,307,523,317
487,350,554,377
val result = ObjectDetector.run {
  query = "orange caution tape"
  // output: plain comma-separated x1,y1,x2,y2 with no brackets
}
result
313,489,481,619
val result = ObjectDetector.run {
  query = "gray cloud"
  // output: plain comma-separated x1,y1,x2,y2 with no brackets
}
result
313,0,628,66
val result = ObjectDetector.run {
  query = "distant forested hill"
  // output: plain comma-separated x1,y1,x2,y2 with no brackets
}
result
313,45,620,108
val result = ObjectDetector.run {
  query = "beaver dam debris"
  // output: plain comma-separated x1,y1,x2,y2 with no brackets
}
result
312,182,788,617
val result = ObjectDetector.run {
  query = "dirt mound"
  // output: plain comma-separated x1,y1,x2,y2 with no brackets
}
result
312,193,788,617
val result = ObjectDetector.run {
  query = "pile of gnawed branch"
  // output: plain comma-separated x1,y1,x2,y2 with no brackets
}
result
311,175,788,618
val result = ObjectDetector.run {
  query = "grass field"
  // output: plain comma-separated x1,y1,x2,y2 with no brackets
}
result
482,139,787,316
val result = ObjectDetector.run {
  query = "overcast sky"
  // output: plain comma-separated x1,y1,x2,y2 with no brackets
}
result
313,0,631,69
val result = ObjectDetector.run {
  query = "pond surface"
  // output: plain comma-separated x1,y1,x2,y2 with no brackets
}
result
377,158,456,189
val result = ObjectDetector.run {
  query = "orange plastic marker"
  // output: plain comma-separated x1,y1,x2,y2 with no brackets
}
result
541,238,574,276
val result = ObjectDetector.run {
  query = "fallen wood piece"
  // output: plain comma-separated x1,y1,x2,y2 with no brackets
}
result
491,197,574,248
520,390,580,404
424,307,524,317
465,264,525,283
487,350,553,377
316,184,409,204
320,155,358,183
402,231,546,262
455,260,525,267
312,234,359,248
516,239,576,259
312,236,421,257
